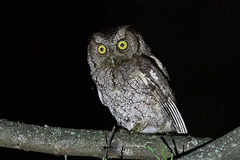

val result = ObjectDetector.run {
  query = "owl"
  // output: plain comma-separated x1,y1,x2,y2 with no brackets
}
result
87,26,188,134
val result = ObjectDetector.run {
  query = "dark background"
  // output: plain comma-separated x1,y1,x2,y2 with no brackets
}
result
1,1,239,159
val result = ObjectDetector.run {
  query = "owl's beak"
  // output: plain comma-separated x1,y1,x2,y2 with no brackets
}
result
110,56,115,67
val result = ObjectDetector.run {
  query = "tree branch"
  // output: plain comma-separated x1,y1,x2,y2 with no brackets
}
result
177,126,240,160
0,120,211,159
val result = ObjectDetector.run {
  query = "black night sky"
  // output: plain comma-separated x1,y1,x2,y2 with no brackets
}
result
1,1,240,160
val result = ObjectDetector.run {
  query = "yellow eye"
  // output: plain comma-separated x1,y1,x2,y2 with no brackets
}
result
97,45,106,55
118,41,128,50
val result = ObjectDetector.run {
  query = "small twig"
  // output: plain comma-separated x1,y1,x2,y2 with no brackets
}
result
171,136,178,155
103,126,117,160
108,126,117,147
160,137,174,155
119,146,124,159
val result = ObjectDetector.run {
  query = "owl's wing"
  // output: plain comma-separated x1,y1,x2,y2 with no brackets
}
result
137,57,188,134
149,55,170,80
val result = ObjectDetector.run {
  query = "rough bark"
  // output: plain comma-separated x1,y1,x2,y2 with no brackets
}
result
177,126,240,160
0,120,213,159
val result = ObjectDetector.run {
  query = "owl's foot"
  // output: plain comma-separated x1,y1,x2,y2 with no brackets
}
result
117,126,141,135
118,127,130,134
133,122,147,133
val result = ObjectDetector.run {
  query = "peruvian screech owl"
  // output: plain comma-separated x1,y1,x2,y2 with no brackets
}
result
87,26,188,134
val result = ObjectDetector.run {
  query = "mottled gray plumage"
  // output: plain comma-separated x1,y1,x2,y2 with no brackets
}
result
87,26,188,134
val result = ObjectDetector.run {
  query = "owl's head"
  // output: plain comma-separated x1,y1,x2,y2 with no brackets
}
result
87,25,150,68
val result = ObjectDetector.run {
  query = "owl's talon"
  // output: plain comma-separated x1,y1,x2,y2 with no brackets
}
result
118,128,129,133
